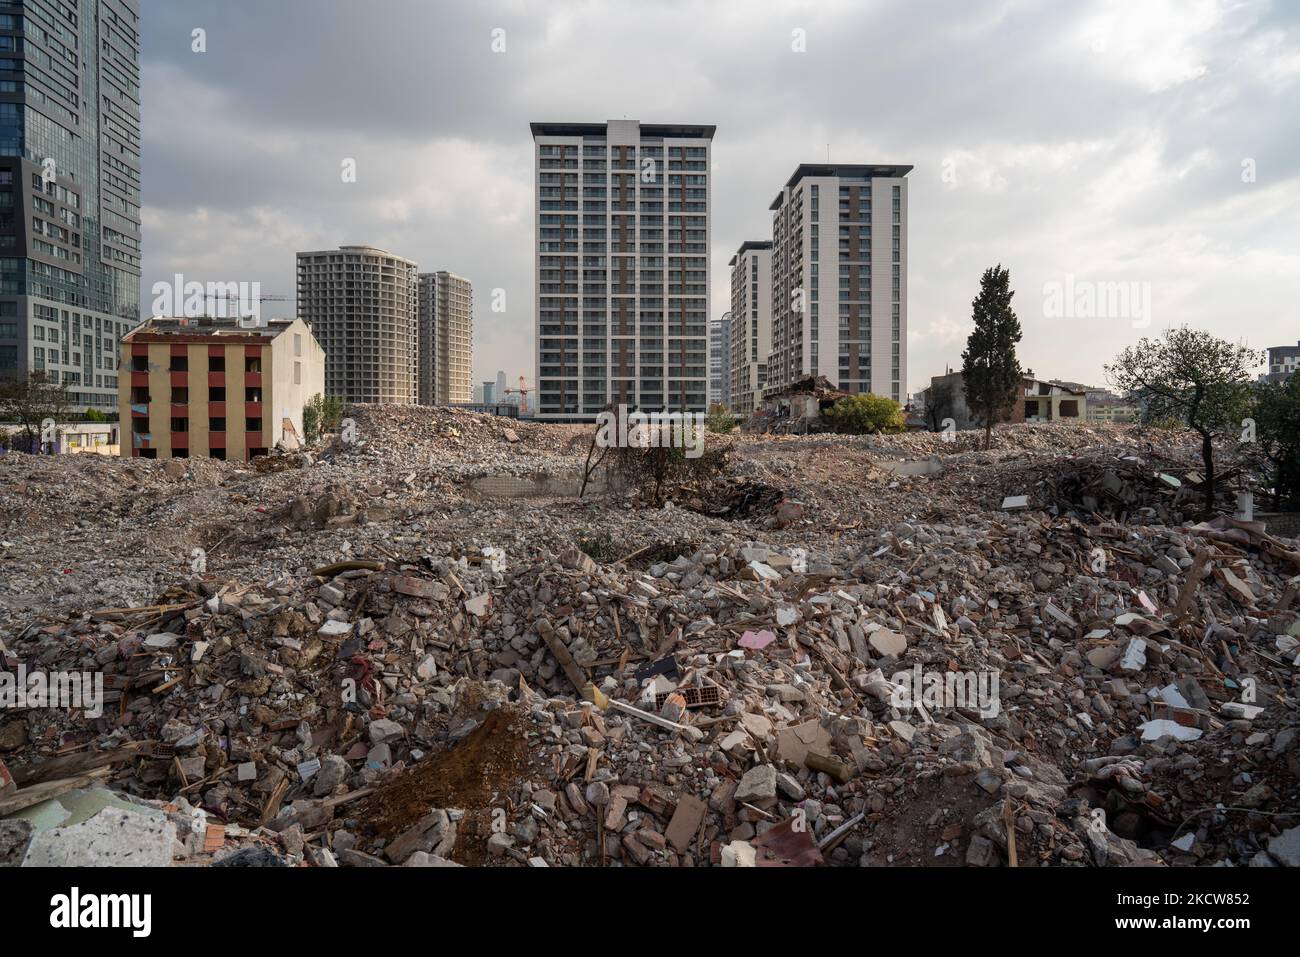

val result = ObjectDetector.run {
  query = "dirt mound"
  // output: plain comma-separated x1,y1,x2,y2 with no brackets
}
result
359,707,530,864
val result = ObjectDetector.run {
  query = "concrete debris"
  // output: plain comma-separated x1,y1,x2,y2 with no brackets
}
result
0,413,1296,867
22,805,176,867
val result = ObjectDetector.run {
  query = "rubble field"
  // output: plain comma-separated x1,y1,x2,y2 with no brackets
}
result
0,407,1297,868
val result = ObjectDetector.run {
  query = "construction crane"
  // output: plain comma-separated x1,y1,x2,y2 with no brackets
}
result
202,292,296,321
504,376,534,415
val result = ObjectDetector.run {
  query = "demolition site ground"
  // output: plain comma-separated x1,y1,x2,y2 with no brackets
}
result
0,406,1297,869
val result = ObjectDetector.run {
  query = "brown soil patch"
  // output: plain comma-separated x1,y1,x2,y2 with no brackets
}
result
860,776,998,867
359,707,530,866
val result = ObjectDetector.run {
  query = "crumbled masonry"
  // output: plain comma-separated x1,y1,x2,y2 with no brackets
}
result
0,408,1297,867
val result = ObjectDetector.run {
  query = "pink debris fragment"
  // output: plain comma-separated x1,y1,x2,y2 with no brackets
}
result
739,629,777,650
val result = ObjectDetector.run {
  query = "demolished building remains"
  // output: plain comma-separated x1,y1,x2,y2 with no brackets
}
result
0,408,1297,868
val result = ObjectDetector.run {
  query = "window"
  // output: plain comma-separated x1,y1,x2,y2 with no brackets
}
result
170,418,188,432
244,386,261,402
294,361,301,385
209,417,226,433
245,417,262,433
130,355,148,372
171,386,188,404
169,355,188,372
209,355,224,372
294,333,302,357
209,386,226,402
245,356,261,373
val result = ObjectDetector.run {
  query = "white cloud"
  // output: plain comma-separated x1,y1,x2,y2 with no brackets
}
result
140,0,1300,390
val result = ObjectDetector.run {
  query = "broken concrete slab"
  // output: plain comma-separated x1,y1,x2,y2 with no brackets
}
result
22,805,176,867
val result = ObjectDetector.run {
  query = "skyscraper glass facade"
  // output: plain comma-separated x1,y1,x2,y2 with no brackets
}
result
0,0,141,408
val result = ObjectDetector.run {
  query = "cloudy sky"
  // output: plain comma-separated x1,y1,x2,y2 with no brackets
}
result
141,0,1300,393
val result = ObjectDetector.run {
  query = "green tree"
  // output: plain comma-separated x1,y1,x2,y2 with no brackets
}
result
961,264,1023,450
1251,374,1300,510
823,393,905,434
321,394,345,431
706,402,736,434
302,393,346,444
303,393,323,444
1106,328,1262,510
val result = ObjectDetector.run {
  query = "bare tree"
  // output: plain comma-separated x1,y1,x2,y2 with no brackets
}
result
924,380,955,432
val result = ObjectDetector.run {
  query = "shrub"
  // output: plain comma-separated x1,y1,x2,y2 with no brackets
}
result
823,393,905,434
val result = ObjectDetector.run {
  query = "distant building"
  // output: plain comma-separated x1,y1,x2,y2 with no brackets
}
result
473,383,485,403
119,317,324,460
496,370,507,401
448,401,519,419
1087,398,1139,423
916,371,1088,429
709,314,731,408
766,164,911,403
729,241,773,416
1,421,120,455
296,246,418,404
418,271,473,405
482,380,494,403
1048,380,1138,423
1267,341,1299,383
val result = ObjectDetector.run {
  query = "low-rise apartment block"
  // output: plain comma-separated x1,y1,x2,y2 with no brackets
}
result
120,317,324,460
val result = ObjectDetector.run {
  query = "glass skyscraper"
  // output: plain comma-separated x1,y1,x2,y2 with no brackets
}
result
0,0,141,410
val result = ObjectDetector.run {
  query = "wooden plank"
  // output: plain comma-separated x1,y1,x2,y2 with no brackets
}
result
1173,551,1211,619
0,767,111,816
540,629,587,693
606,700,704,741
11,742,145,788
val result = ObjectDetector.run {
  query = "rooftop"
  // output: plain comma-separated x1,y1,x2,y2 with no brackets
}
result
730,239,773,264
530,121,716,140
298,246,418,265
123,317,300,341
770,163,913,209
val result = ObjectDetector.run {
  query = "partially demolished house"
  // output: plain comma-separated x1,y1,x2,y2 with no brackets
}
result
747,375,848,433
119,318,325,461
916,371,1089,430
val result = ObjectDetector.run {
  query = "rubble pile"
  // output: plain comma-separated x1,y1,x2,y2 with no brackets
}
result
326,404,591,479
0,415,1297,867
